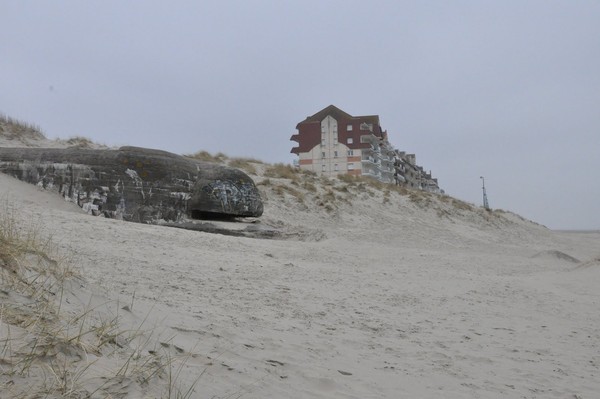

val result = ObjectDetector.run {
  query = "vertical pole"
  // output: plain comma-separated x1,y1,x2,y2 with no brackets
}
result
480,176,490,210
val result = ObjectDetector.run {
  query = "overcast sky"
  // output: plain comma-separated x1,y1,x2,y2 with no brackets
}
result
1,1,599,230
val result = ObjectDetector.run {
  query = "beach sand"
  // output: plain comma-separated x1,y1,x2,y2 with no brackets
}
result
1,157,599,398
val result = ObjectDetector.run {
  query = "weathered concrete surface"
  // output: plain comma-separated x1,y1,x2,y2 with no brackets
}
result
0,146,263,222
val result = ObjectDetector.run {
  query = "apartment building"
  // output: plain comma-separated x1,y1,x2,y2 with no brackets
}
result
394,152,440,192
290,105,442,193
290,105,396,183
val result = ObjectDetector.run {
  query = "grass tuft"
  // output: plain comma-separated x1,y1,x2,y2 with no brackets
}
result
0,113,46,141
64,136,96,148
451,198,473,211
264,163,299,180
228,158,260,175
0,199,201,398
186,150,229,164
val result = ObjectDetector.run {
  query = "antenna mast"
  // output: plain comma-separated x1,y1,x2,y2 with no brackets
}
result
480,176,490,210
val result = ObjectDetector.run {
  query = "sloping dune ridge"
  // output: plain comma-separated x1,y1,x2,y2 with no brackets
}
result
1,128,599,398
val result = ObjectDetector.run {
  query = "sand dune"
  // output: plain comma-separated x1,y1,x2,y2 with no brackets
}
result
531,249,581,264
2,158,599,398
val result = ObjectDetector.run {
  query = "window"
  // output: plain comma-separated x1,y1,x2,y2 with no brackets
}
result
321,152,326,158
322,164,326,172
347,124,353,131
334,151,338,158
348,163,354,170
347,150,354,156
321,138,325,146
347,138,353,144
334,164,338,171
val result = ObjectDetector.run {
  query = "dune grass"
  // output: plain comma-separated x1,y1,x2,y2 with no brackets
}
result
228,158,259,175
0,199,200,398
181,149,486,220
264,163,299,180
0,113,46,141
64,136,97,148
186,150,229,164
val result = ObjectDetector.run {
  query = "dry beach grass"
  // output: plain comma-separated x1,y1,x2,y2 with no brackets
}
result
1,122,600,398
0,198,204,398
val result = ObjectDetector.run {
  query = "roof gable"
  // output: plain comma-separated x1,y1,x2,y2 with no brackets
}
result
297,105,353,126
296,105,381,127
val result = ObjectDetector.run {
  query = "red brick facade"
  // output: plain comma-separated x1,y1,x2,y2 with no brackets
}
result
291,105,386,155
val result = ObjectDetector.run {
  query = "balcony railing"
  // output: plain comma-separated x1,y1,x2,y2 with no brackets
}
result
360,134,378,145
361,156,378,164
361,170,380,178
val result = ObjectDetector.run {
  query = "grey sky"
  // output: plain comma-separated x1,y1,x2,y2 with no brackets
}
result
2,1,599,230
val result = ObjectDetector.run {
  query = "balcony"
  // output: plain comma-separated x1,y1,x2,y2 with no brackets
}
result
359,133,378,145
361,156,376,164
395,174,406,183
361,169,380,179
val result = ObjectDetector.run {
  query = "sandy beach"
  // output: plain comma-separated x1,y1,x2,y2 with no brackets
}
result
3,3,600,396
1,155,599,398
